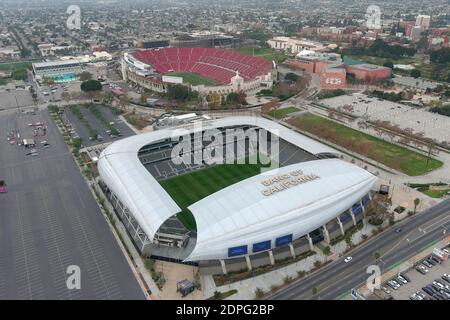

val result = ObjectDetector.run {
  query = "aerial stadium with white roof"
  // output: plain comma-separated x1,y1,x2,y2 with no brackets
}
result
98,116,377,274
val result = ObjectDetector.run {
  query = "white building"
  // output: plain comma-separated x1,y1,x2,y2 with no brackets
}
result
32,59,82,81
98,116,377,271
415,15,431,31
267,36,325,54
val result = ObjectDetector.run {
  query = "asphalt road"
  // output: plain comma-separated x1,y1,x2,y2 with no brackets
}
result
0,109,145,300
270,198,450,300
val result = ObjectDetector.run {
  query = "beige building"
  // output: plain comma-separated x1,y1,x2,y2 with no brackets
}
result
267,36,325,54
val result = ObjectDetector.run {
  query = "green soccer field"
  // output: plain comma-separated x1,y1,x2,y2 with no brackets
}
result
235,47,288,64
159,156,274,231
166,72,219,86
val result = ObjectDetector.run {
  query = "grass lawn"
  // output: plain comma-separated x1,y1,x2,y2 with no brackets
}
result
423,189,450,198
416,63,450,82
267,106,299,119
346,55,421,67
159,156,273,230
166,72,219,86
288,114,443,176
0,61,33,71
236,47,288,64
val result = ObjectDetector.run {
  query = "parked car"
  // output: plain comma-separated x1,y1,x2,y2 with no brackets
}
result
417,265,429,274
388,280,400,290
433,280,445,290
430,256,441,264
422,260,433,268
387,281,397,290
426,258,437,266
400,274,411,282
397,276,408,284
422,286,434,296
416,291,426,300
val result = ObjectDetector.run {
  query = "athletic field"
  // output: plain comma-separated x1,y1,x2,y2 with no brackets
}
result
159,156,273,230
235,47,288,64
166,72,219,86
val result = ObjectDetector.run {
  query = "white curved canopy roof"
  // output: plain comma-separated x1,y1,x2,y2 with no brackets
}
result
186,159,376,261
98,116,342,250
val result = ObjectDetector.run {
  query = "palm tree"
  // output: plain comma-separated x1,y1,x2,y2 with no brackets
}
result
414,198,420,214
322,246,331,263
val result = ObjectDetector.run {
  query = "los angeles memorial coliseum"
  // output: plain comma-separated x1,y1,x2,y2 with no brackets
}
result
121,48,275,95
98,116,377,275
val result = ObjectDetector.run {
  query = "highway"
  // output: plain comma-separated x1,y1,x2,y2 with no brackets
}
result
270,198,450,300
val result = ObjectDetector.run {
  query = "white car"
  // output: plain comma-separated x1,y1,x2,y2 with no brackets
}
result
419,265,429,273
344,256,353,263
433,281,445,289
397,276,408,284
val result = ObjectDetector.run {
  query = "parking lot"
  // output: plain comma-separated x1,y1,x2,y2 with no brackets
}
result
63,104,134,147
321,93,450,145
383,248,450,300
0,109,145,299
0,90,34,111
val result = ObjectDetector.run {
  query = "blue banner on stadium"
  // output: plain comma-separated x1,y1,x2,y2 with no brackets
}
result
253,240,271,253
228,245,248,257
275,234,293,247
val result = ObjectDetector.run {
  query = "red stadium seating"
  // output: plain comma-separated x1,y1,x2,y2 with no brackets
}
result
131,48,272,85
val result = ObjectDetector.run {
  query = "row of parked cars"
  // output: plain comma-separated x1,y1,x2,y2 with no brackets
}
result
413,252,450,300
421,274,450,300
416,254,444,275
383,274,411,294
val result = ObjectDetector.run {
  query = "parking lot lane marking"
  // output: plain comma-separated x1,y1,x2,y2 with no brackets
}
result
0,151,71,171
14,192,35,300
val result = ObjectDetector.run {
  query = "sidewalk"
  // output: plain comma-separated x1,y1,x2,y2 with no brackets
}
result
201,254,326,300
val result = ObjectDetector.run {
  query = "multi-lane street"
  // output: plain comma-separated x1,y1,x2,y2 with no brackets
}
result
270,198,450,300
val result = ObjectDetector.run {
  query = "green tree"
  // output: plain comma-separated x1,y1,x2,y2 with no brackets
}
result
12,68,27,81
285,72,299,82
410,69,421,79
72,137,83,150
20,48,31,58
226,92,239,104
322,246,331,263
383,61,394,69
101,91,114,105
414,198,420,214
80,80,102,92
373,251,381,261
345,231,353,246
167,84,189,101
311,287,318,296
254,287,265,299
